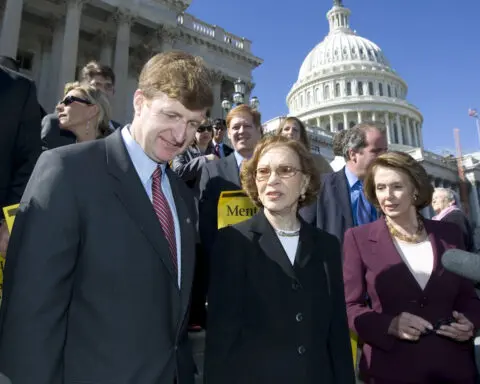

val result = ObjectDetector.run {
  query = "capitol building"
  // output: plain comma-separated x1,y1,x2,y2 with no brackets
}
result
0,0,262,124
263,0,480,227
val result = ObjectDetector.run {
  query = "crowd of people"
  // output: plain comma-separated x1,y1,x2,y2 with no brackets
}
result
0,49,479,384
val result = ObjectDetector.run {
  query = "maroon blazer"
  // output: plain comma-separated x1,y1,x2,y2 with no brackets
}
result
343,218,480,383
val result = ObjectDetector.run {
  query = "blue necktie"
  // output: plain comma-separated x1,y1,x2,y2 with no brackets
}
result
356,181,373,225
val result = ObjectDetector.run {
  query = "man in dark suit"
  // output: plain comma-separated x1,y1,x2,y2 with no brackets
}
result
0,65,42,253
211,118,233,158
0,51,213,384
312,122,387,246
41,61,121,149
198,105,262,254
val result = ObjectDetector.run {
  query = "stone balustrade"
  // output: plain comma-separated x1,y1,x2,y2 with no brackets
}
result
177,12,251,53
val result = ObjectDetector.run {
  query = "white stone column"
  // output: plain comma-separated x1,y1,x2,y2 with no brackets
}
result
406,117,412,146
100,32,115,66
357,111,362,123
384,112,391,144
396,114,404,144
343,112,348,130
329,114,334,132
417,122,424,148
0,0,24,58
467,173,480,227
316,117,321,127
372,112,376,121
113,11,133,124
38,38,52,108
210,70,223,120
57,0,85,99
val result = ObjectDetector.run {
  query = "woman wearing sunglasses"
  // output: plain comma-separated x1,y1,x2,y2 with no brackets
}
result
171,120,218,189
205,135,354,384
55,82,112,144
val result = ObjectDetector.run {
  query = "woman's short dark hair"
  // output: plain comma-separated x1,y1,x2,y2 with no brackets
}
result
363,151,433,211
241,135,320,209
276,116,310,150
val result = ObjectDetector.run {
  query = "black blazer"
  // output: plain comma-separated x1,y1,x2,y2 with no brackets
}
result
0,66,42,208
197,154,242,254
0,130,198,384
441,209,474,252
204,210,355,384
313,168,354,246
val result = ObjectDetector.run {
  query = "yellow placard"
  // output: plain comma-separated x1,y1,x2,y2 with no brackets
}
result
217,191,258,230
0,203,19,301
350,331,358,370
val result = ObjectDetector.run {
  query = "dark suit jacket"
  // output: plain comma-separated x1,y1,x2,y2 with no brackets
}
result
204,211,355,384
171,144,216,189
197,153,242,254
304,169,353,246
0,130,198,384
343,218,480,383
442,209,474,252
0,66,42,208
41,113,122,150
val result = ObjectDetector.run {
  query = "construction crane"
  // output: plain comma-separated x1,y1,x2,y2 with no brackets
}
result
454,128,470,216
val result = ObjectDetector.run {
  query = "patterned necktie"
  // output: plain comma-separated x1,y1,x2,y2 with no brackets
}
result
356,180,373,226
214,143,221,157
152,166,177,271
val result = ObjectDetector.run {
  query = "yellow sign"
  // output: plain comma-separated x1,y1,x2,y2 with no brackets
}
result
217,191,258,230
0,203,19,301
350,331,358,370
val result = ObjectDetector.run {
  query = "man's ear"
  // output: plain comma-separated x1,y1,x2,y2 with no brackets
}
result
133,90,145,117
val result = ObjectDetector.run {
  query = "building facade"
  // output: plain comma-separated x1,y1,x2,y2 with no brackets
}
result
263,0,480,228
0,0,263,123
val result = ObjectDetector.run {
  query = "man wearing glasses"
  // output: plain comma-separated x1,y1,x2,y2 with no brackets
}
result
41,61,120,149
211,118,233,158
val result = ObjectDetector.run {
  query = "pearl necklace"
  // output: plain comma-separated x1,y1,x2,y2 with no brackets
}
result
275,229,300,237
385,216,426,243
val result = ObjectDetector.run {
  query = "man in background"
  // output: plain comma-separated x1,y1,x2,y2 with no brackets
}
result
330,129,347,171
41,61,120,149
211,118,233,158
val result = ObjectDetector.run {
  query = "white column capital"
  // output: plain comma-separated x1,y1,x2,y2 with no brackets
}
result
113,9,134,27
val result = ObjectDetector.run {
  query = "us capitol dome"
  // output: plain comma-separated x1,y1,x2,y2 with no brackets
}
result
286,0,422,147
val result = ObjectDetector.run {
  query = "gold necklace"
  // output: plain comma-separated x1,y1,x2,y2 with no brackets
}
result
385,216,426,243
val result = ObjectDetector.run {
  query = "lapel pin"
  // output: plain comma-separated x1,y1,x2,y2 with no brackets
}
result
186,218,191,224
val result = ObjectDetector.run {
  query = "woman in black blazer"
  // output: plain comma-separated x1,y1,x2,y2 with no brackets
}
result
204,135,354,384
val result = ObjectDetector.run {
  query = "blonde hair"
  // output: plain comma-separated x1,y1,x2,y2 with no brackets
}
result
138,51,213,110
276,116,310,150
226,104,262,130
64,82,112,138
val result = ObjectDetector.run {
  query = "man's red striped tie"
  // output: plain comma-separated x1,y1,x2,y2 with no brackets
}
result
152,166,177,271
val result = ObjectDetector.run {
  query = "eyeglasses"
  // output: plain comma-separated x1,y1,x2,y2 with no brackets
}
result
59,96,93,106
255,165,303,181
197,126,213,133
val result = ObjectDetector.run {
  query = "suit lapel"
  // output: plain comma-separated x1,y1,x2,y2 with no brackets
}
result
294,218,315,268
105,131,179,288
251,211,296,279
333,169,354,228
167,170,196,328
221,154,241,187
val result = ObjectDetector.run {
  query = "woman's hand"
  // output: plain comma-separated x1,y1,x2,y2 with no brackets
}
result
436,311,475,342
388,312,433,341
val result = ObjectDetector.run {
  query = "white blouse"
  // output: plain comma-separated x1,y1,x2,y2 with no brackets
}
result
393,239,434,290
276,232,299,265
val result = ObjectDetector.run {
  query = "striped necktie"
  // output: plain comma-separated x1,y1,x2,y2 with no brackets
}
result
152,166,177,271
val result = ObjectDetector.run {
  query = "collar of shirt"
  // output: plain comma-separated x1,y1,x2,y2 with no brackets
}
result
344,166,360,190
234,151,246,168
121,125,166,188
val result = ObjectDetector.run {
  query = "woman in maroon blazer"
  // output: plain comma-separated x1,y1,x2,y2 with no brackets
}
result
343,151,480,384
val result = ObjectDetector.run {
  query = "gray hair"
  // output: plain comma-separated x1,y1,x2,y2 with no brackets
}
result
434,187,457,204
342,121,386,161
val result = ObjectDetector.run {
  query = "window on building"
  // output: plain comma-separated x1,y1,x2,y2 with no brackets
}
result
387,85,392,97
324,84,330,100
315,88,320,103
368,82,374,96
349,121,355,128
346,81,352,96
338,122,344,131
300,94,304,108
395,87,398,98
306,92,311,106
335,83,341,97
393,123,398,143
326,124,331,132
379,83,384,96
358,81,363,96
16,51,34,72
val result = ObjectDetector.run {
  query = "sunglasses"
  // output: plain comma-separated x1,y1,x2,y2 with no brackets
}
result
197,126,213,133
213,125,226,131
60,95,93,106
